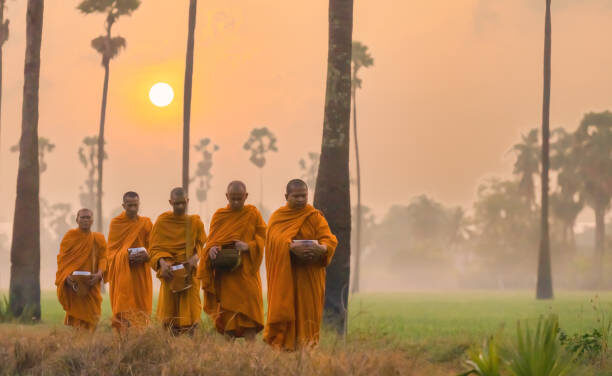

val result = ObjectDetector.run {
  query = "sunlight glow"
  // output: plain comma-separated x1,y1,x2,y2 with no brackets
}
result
149,82,174,107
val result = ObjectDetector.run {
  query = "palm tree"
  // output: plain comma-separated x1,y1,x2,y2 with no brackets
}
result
511,129,540,206
350,41,373,295
182,0,197,195
550,128,583,251
191,138,219,224
313,0,353,334
243,127,278,208
536,0,553,300
0,0,9,222
574,111,612,286
299,152,320,188
9,0,44,320
77,0,140,232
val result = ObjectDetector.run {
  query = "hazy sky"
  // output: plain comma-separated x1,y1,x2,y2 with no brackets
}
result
1,0,612,226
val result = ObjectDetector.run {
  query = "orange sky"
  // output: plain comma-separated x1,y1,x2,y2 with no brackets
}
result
1,0,612,225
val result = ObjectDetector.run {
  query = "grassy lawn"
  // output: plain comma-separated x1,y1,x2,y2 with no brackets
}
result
2,290,611,375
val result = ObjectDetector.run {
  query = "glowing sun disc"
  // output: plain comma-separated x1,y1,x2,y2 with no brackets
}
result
149,82,174,107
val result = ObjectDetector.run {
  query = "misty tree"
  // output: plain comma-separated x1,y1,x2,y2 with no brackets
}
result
0,0,8,168
473,178,539,288
78,0,140,232
78,135,107,212
11,136,55,174
299,152,319,188
550,128,583,252
351,41,374,294
243,127,278,208
511,128,540,206
573,111,612,287
191,137,219,222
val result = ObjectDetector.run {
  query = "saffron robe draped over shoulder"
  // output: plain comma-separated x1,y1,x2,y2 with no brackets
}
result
149,212,206,328
196,205,266,336
263,204,338,350
107,212,153,330
55,229,108,330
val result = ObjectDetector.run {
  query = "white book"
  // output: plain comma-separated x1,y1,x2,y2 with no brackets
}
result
170,264,185,271
72,271,91,276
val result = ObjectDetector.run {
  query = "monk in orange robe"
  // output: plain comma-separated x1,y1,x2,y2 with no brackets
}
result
55,208,108,331
196,181,266,340
263,179,338,351
149,187,206,334
107,191,153,333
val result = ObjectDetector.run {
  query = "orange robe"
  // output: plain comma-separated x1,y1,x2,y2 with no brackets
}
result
196,205,266,337
107,212,153,331
55,229,108,331
149,212,206,328
263,204,338,350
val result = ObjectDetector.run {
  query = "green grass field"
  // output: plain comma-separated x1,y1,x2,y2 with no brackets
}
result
3,290,612,375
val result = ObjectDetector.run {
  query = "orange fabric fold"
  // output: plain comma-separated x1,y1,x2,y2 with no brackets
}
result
107,212,153,330
263,204,338,351
196,205,266,336
55,229,108,329
149,212,206,327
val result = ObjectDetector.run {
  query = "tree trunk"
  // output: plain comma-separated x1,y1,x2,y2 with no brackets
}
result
595,204,605,287
351,85,362,294
96,60,109,233
182,0,197,195
314,0,353,335
0,1,5,222
9,0,43,320
536,0,553,300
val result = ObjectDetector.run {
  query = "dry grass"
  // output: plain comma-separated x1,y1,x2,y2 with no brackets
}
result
0,325,451,376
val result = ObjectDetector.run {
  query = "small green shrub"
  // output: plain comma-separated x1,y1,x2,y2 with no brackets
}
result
458,336,502,376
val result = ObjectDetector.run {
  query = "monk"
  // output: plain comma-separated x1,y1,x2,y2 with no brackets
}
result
149,187,206,334
55,208,108,331
107,191,153,333
196,181,266,341
263,179,338,351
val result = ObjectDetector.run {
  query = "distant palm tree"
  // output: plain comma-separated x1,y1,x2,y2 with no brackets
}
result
9,0,44,321
77,0,140,232
350,41,373,294
0,0,9,222
536,0,553,300
314,0,354,334
511,129,540,206
299,152,320,188
191,137,219,224
574,111,612,287
11,137,55,174
182,0,198,195
78,135,106,212
243,127,278,208
550,128,583,251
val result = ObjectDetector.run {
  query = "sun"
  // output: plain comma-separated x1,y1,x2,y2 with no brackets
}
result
149,82,174,107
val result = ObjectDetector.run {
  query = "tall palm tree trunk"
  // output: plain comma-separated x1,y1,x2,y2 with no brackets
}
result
182,0,197,194
314,0,353,335
0,1,5,223
536,0,553,300
96,59,109,232
9,0,43,320
351,86,362,294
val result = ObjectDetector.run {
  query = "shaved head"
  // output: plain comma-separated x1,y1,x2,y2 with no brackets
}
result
286,179,308,194
226,180,247,193
226,180,248,211
169,187,189,216
170,187,187,199
76,208,92,219
76,208,93,232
